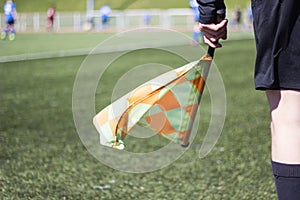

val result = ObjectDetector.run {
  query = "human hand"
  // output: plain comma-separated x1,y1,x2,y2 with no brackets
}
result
198,19,228,48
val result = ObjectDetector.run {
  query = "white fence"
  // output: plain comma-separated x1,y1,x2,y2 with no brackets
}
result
0,8,252,33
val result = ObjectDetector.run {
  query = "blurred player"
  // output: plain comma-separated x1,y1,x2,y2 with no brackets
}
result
189,0,202,46
99,5,111,30
1,0,17,41
46,6,56,32
143,13,151,26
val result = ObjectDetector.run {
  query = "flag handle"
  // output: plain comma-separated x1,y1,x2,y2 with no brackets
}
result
207,46,215,58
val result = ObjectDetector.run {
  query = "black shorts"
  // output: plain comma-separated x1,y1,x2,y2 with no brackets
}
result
48,16,54,22
6,19,14,25
252,0,300,90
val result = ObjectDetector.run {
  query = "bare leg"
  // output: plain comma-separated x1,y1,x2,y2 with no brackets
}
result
266,90,300,164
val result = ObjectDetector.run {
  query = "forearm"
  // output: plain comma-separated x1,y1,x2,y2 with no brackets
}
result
13,10,17,20
196,0,227,48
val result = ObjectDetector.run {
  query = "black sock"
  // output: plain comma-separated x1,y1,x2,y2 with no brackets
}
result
272,161,300,200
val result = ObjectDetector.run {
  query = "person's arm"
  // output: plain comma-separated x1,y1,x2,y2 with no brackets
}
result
12,4,17,21
197,0,225,24
196,0,227,48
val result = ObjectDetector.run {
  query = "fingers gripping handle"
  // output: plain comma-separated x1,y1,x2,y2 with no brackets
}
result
206,8,226,58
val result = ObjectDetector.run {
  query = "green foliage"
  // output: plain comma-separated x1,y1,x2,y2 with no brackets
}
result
0,34,276,199
11,0,250,12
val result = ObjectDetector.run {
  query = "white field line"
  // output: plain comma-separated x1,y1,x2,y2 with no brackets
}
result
0,32,254,63
0,48,92,63
0,41,187,63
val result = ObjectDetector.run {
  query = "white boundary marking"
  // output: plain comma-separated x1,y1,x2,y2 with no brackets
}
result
0,31,254,63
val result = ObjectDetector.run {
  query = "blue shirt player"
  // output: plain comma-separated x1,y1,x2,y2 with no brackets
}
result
189,0,203,46
1,0,17,41
99,5,111,29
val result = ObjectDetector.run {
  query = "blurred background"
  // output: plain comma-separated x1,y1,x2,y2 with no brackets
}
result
2,0,253,33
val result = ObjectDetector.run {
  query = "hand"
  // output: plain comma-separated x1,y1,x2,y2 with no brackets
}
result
198,19,228,48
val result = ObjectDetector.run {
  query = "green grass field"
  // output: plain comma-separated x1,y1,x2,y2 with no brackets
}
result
0,32,277,199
